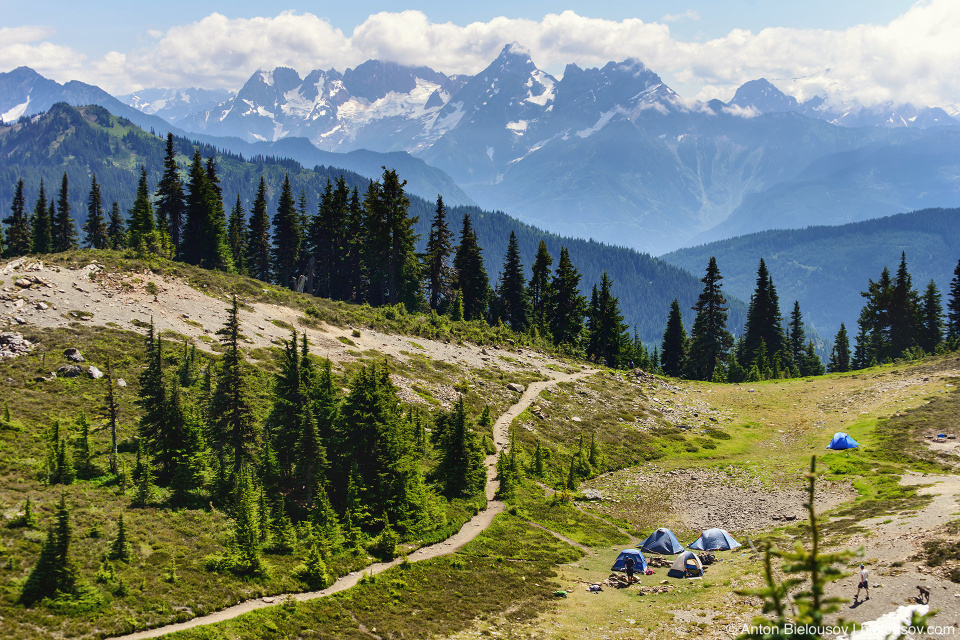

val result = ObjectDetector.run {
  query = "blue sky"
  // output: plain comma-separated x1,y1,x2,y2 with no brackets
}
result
2,1,956,108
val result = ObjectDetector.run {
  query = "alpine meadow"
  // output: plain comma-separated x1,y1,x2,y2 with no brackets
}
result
2,5,960,640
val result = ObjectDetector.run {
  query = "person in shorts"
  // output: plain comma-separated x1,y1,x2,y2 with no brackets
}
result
624,556,636,584
855,564,869,601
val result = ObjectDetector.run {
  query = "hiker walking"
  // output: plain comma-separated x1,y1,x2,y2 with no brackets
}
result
855,564,869,601
624,556,636,584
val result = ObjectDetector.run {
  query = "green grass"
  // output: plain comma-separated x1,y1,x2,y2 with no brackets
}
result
510,484,630,548
166,513,582,639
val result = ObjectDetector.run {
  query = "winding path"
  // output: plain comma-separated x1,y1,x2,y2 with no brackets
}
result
108,367,597,640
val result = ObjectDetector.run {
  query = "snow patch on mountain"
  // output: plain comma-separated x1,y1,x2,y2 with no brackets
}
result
576,109,620,138
2,98,30,122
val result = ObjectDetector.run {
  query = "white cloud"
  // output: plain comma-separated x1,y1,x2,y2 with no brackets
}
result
661,10,701,24
3,2,960,110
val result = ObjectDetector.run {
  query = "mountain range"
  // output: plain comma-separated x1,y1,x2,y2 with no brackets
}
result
3,46,960,256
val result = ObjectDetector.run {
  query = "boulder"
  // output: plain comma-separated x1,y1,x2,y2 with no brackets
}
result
582,489,603,501
507,383,525,393
64,348,85,362
87,366,103,380
57,365,83,378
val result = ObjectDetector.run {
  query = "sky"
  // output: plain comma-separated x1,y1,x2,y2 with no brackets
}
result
2,0,958,108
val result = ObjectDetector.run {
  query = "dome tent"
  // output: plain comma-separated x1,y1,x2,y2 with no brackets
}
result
667,551,704,578
611,548,647,573
827,432,859,450
639,527,683,555
688,528,741,551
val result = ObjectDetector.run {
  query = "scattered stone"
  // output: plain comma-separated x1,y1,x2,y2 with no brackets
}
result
117,379,127,387
0,332,34,359
36,302,49,310
571,416,582,422
14,317,26,325
57,365,83,378
87,366,103,380
64,348,85,362
507,382,525,393
582,488,603,501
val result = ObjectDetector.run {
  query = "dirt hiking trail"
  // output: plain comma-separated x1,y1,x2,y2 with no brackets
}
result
106,367,596,640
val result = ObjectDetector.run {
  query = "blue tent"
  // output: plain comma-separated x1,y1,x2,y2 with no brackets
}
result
639,528,684,555
611,549,647,573
688,528,742,551
827,432,860,450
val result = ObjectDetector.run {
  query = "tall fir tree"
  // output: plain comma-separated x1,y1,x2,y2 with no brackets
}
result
857,267,894,365
82,175,108,249
20,495,80,604
137,321,176,478
380,169,420,308
435,397,487,499
918,280,944,353
127,166,157,250
3,178,31,256
209,296,257,475
660,298,688,378
549,247,586,347
828,323,851,373
31,179,52,254
227,195,248,275
155,132,186,251
740,258,787,376
585,272,627,367
497,231,529,332
684,257,733,381
246,177,272,282
107,201,127,250
52,173,78,251
272,175,303,289
888,252,920,357
452,213,489,321
424,195,454,311
528,241,553,339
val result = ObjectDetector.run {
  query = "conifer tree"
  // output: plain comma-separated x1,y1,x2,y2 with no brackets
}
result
827,324,851,373
918,280,944,353
227,195,247,275
209,296,257,475
52,173,78,251
550,247,586,347
345,186,366,302
31,179,52,254
435,397,487,499
424,195,454,311
685,257,733,381
103,358,120,474
586,272,628,367
296,538,330,589
182,151,231,269
888,252,920,357
857,267,894,365
127,167,157,251
528,241,553,338
272,175,303,289
660,299,687,378
452,213,489,321
380,169,421,308
20,495,79,604
246,177,272,282
133,444,156,506
137,321,177,479
268,331,305,478
3,179,31,256
107,201,127,250
497,231,529,332
788,301,805,373
948,258,960,341
167,378,207,503
230,465,265,574
155,132,186,251
532,440,545,478
363,180,390,305
108,513,132,562
83,175,108,249
740,258,787,374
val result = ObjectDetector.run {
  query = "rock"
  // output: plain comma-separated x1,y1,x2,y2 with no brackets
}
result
36,302,48,310
87,366,103,379
507,382,525,393
14,317,26,325
571,416,582,422
117,378,127,387
582,489,603,501
64,348,85,362
57,365,83,378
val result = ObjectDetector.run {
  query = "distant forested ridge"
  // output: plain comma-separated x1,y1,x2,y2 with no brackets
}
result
0,102,728,346
660,208,960,335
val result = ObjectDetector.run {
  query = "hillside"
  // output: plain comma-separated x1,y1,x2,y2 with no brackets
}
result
0,103,730,344
660,207,960,335
1,253,959,640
